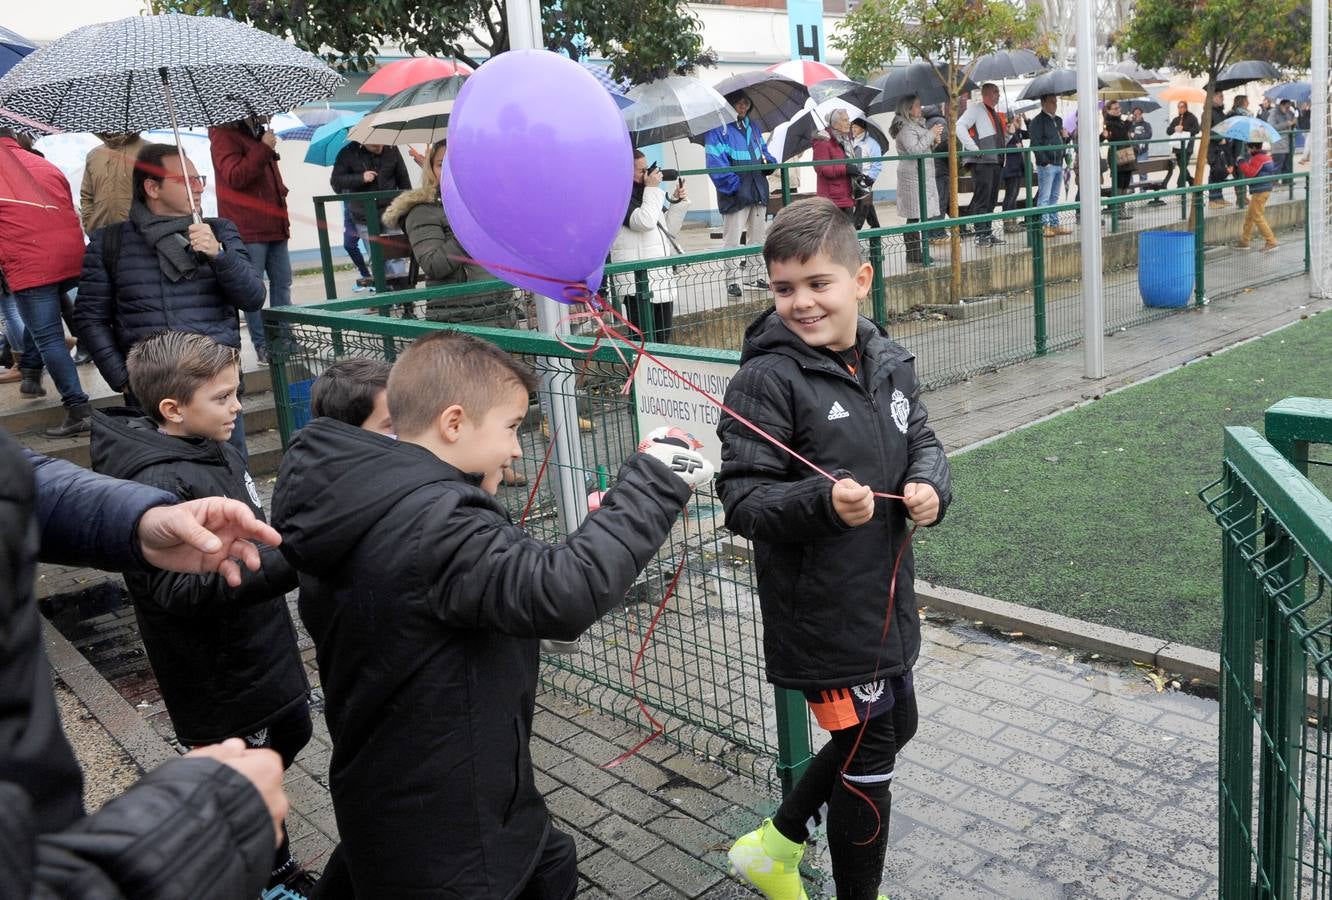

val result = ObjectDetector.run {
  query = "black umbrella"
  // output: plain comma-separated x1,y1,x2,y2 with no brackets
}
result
808,78,882,109
1111,59,1167,84
1122,98,1162,114
868,62,976,115
1018,68,1104,100
969,49,1046,82
711,71,810,133
1215,59,1282,91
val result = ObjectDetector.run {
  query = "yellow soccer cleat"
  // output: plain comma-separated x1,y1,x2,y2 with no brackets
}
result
727,818,809,900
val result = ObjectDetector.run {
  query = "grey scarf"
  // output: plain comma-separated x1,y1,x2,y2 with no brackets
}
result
129,201,202,282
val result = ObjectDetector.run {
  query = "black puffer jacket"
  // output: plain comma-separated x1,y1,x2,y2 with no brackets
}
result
716,311,952,690
1,433,274,898
271,418,691,898
90,409,305,745
330,142,411,224
73,217,265,392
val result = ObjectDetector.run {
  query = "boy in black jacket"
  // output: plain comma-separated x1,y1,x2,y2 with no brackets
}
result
718,197,952,900
89,330,314,899
271,330,714,898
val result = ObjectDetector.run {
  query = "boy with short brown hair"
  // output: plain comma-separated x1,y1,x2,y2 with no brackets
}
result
272,329,714,897
309,357,393,434
719,197,952,900
89,330,313,898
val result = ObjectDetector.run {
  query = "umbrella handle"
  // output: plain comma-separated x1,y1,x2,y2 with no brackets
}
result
158,67,203,226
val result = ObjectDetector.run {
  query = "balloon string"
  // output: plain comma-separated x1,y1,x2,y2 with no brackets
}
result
449,254,906,501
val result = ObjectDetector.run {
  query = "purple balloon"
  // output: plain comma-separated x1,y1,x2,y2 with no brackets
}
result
442,157,606,302
446,49,631,291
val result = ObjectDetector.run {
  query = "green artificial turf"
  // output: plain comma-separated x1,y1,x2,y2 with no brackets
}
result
914,309,1332,652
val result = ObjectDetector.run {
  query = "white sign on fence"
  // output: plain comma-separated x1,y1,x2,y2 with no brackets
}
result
632,356,739,471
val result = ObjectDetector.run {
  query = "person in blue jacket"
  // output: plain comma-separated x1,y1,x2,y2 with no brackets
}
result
704,90,777,299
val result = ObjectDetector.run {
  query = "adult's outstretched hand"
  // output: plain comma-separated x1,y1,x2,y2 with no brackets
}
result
137,498,282,587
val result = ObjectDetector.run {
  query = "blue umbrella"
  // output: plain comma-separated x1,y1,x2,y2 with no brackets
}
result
577,60,635,110
0,26,36,78
304,112,362,165
1264,82,1311,105
1211,115,1281,144
278,124,321,141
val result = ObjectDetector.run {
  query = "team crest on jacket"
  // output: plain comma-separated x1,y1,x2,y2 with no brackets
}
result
243,471,263,510
851,680,885,704
889,389,910,434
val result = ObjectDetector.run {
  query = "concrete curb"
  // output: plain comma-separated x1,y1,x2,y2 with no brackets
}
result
42,619,178,774
915,581,1221,682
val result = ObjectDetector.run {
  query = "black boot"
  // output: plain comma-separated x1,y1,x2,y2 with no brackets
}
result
73,343,93,365
45,402,92,437
19,369,46,398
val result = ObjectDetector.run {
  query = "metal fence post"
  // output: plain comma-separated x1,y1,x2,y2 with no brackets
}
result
1194,190,1207,306
1023,147,1036,250
869,235,887,324
266,317,297,447
365,198,386,294
1108,147,1120,233
780,166,792,207
917,157,932,268
774,687,811,795
634,267,655,339
1031,213,1047,356
1217,468,1257,900
315,198,337,300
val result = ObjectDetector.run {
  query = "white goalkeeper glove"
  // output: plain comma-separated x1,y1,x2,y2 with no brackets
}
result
637,426,714,488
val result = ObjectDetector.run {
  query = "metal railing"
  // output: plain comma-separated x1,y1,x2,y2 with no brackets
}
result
308,163,1309,392
263,305,812,791
1201,398,1332,898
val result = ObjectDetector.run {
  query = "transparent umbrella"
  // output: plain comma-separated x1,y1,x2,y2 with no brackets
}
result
622,75,736,146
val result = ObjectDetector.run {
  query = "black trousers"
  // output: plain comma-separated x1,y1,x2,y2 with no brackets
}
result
1174,150,1195,187
622,295,674,344
853,196,881,229
771,691,919,900
966,165,1001,236
313,824,577,900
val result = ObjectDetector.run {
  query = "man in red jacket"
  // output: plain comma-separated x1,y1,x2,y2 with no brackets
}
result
0,129,91,436
210,117,291,364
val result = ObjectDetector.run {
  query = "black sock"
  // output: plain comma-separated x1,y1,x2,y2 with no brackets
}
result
269,825,298,887
827,776,892,900
771,741,840,844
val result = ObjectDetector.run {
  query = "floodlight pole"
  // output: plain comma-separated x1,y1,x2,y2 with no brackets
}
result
1312,0,1328,297
1076,0,1106,379
507,2,591,565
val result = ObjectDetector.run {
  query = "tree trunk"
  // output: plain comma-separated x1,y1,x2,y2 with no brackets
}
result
948,95,963,304
1187,75,1218,231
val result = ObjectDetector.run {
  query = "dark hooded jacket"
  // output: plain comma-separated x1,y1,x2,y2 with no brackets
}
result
89,408,305,745
73,216,265,392
270,419,691,898
716,311,952,690
1,433,275,899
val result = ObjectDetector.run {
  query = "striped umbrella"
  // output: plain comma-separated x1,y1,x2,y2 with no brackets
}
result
765,59,848,86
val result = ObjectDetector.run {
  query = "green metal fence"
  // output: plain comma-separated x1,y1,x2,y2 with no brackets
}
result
1201,398,1332,898
264,305,811,791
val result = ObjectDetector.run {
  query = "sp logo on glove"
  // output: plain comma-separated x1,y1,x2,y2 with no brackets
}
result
637,427,714,488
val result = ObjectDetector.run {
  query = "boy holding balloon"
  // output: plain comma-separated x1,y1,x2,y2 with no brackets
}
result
716,197,952,900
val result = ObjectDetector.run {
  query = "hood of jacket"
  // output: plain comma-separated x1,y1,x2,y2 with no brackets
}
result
90,408,230,482
382,183,440,230
272,417,486,576
739,307,911,382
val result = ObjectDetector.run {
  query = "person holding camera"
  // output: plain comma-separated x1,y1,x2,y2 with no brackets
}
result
849,117,883,229
611,151,689,343
812,109,857,221
890,95,942,264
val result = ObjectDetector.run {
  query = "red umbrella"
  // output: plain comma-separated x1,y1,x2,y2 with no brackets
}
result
764,59,848,86
359,57,473,95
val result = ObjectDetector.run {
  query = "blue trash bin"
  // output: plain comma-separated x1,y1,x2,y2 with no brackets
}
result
288,378,315,431
1138,231,1195,308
